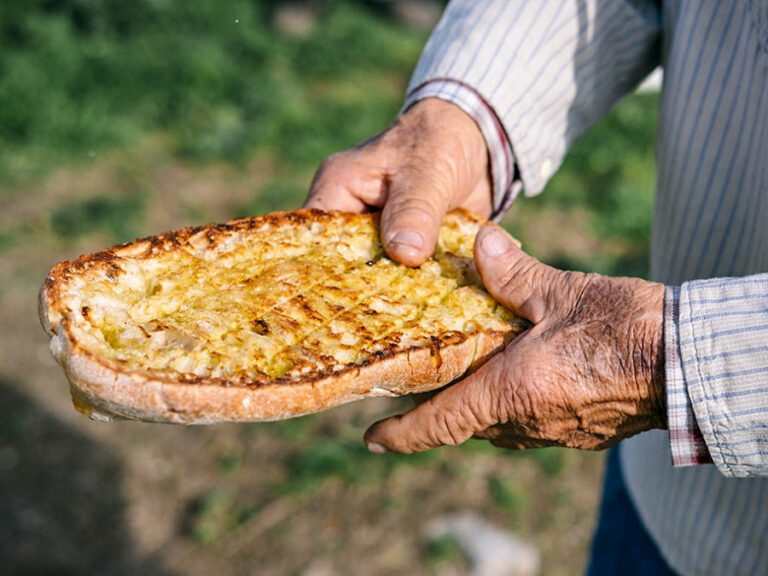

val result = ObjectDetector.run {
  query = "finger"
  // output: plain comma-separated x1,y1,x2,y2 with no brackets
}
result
364,352,506,454
303,182,370,213
379,167,452,267
463,178,494,219
473,225,562,323
304,150,390,213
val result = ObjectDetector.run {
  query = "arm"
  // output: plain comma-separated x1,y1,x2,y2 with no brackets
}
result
667,276,768,477
409,0,662,199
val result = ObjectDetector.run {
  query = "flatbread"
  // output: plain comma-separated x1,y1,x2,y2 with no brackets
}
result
39,209,528,424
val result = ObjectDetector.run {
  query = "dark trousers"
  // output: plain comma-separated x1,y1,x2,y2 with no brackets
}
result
585,447,679,576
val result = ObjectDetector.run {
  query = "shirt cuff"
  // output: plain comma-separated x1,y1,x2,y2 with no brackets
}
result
665,285,713,466
401,79,522,221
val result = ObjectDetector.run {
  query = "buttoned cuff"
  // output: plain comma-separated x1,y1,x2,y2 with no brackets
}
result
665,285,713,466
401,79,522,221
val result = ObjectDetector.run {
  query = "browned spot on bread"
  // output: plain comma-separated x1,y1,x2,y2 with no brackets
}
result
251,319,269,335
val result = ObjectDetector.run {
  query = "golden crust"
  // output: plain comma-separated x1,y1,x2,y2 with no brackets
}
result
39,209,528,424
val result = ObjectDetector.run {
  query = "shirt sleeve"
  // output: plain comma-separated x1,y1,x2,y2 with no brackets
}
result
408,0,662,199
402,80,522,221
667,275,768,477
665,286,713,467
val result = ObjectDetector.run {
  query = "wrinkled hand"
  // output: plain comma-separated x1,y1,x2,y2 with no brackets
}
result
304,98,492,266
365,226,667,454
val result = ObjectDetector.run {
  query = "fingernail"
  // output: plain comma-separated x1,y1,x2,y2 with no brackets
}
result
479,227,511,257
389,229,424,251
367,441,389,454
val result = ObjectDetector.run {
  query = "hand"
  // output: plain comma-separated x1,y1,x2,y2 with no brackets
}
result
304,98,492,266
364,226,667,454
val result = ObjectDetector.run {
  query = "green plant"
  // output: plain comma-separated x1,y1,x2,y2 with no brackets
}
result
423,534,466,568
487,474,527,512
185,488,234,545
49,193,145,243
0,1,426,187
542,92,659,277
283,437,438,495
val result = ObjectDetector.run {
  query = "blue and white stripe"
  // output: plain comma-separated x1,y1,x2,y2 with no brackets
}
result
408,1,768,574
678,275,768,474
409,0,662,196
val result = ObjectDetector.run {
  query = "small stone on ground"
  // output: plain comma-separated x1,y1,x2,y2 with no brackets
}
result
424,511,540,576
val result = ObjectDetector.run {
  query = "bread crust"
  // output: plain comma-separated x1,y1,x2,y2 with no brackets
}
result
40,209,526,424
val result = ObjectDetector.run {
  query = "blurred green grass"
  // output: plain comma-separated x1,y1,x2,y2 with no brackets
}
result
534,92,658,277
49,192,146,242
0,0,423,189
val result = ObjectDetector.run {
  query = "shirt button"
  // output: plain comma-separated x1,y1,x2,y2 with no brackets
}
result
539,158,553,180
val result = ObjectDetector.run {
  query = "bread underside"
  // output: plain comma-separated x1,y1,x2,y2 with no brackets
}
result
39,209,527,424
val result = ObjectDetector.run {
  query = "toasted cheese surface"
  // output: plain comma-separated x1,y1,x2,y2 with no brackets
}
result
43,210,524,389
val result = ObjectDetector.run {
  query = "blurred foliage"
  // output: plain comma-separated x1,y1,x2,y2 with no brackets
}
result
0,0,425,187
488,473,527,512
219,451,244,476
237,180,307,218
524,446,567,477
249,412,571,499
49,192,145,242
283,437,438,494
185,488,234,544
534,92,658,277
423,534,467,569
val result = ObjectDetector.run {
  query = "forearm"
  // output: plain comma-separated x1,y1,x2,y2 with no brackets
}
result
666,274,768,477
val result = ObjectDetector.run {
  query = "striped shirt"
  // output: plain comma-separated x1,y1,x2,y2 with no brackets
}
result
406,1,768,574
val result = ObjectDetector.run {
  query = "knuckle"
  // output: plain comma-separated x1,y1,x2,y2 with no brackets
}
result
317,152,345,174
428,406,471,447
424,156,462,195
436,413,463,446
492,257,527,292
399,152,462,198
504,256,538,288
311,150,367,198
378,419,413,454
388,193,441,220
490,257,539,310
310,157,341,192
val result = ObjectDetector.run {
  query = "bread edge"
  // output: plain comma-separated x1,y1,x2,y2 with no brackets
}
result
50,319,513,423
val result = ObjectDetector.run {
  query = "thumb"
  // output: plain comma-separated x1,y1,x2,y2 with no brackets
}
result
379,167,452,267
474,225,562,324
364,352,505,454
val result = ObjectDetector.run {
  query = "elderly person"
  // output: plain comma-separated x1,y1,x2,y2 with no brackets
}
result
304,2,768,575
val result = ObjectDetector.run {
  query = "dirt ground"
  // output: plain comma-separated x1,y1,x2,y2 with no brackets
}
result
0,144,605,575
